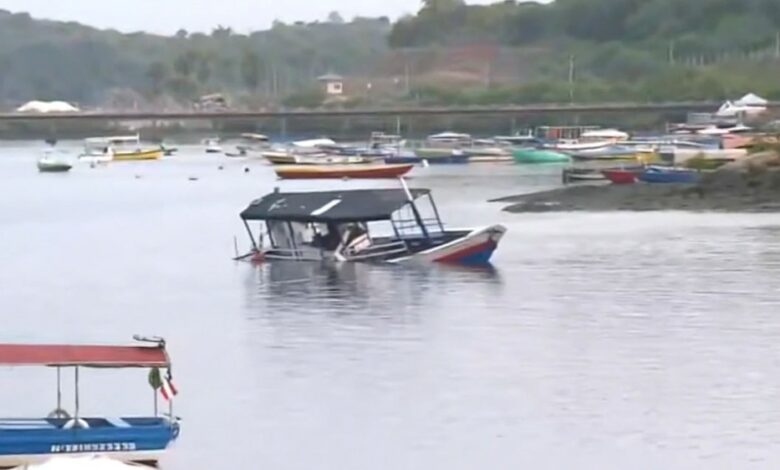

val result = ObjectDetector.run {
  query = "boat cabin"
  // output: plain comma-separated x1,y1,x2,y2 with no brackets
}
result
0,337,180,468
240,187,469,262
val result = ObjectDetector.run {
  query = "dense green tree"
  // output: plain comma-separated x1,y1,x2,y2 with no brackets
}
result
240,49,263,91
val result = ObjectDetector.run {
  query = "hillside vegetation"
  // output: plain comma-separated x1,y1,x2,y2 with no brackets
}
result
1,1,780,108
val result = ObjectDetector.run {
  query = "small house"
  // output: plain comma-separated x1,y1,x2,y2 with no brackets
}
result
317,73,344,96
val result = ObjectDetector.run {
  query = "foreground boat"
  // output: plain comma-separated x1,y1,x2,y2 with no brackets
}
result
274,164,413,180
238,184,506,265
0,337,180,469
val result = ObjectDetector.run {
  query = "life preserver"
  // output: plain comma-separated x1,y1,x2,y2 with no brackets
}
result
63,418,90,429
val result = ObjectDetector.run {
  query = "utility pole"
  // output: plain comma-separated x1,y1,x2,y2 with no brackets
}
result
775,31,779,60
668,41,676,65
568,55,576,104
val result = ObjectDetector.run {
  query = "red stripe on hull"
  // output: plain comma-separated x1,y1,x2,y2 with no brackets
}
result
433,239,496,264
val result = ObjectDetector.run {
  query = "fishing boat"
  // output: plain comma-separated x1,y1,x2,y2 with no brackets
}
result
637,166,698,184
0,337,180,469
602,169,639,184
37,150,72,173
82,136,162,162
562,168,606,183
274,163,413,180
415,132,472,164
237,183,506,265
293,155,370,165
203,138,222,154
512,148,570,164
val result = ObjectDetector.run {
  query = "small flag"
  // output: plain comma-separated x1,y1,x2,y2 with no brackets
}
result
160,373,178,401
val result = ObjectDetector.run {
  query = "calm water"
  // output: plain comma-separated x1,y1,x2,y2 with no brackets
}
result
3,142,780,469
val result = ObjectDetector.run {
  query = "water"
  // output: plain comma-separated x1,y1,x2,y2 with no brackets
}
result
3,143,780,469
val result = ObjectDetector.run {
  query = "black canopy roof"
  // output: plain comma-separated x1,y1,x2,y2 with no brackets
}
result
241,188,430,223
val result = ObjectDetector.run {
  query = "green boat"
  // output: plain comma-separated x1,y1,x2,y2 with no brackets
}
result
512,148,571,164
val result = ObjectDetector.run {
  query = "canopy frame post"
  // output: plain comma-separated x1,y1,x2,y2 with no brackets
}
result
426,193,445,234
399,178,429,240
243,220,258,251
74,366,80,422
56,366,62,413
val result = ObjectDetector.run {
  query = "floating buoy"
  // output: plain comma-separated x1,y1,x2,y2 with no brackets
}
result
188,177,199,181
244,167,250,173
218,165,224,171
134,175,142,179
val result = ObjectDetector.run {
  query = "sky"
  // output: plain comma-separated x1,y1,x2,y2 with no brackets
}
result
0,0,499,35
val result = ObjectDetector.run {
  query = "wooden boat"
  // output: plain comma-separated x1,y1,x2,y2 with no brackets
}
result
512,148,570,164
274,164,413,180
203,138,222,154
262,151,298,165
37,150,72,173
602,169,638,184
238,183,506,265
0,337,180,469
562,168,606,183
82,136,162,162
293,155,370,165
638,166,698,184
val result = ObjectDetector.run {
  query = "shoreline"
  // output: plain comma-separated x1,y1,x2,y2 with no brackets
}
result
494,154,780,213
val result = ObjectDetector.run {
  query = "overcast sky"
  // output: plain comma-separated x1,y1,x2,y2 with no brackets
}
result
0,0,500,35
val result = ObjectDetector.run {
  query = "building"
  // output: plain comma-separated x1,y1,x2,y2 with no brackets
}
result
317,73,344,96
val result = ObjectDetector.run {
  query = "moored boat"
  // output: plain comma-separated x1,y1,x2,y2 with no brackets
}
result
512,148,570,164
602,168,639,184
637,166,698,184
82,136,162,162
37,150,72,173
238,183,506,265
0,337,180,469
274,163,413,180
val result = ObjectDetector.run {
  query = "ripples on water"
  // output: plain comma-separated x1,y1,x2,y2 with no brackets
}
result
2,144,780,469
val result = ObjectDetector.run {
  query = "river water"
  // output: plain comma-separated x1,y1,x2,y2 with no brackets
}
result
3,142,780,469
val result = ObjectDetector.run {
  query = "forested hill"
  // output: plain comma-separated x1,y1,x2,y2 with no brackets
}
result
2,1,780,108
0,10,390,106
391,0,780,52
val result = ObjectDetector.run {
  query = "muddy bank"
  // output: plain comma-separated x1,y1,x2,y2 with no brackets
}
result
495,151,780,213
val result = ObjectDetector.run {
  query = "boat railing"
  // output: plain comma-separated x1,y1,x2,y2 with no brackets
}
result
343,240,408,260
393,217,444,237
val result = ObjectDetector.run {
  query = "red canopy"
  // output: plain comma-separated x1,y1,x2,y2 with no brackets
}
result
0,343,170,368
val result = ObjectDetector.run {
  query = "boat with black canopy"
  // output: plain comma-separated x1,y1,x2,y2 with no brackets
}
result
238,181,506,265
0,336,180,469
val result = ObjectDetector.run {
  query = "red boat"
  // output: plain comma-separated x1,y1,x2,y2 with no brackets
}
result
602,168,638,184
274,163,414,180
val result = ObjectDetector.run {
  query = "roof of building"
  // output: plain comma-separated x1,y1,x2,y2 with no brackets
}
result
241,188,429,223
317,73,344,82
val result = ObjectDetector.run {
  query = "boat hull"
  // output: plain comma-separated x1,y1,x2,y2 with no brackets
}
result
112,149,163,161
512,149,570,164
37,163,72,173
0,417,179,469
638,167,698,184
391,225,507,265
274,164,414,180
262,153,298,165
602,169,638,184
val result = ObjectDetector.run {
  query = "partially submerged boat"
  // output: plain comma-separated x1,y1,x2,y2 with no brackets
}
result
0,337,180,469
273,163,413,180
238,184,506,265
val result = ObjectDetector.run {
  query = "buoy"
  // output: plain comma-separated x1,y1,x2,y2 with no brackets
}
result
218,165,224,171
244,167,250,173
188,177,199,181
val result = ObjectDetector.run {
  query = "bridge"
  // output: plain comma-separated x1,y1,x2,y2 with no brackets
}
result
0,101,749,122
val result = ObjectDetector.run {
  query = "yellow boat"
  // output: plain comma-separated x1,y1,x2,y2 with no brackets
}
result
112,148,163,161
83,135,162,162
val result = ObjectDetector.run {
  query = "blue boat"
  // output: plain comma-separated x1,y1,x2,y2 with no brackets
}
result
638,166,698,184
0,337,180,468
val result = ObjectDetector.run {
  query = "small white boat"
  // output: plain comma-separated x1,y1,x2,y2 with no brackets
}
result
204,138,223,154
37,150,72,173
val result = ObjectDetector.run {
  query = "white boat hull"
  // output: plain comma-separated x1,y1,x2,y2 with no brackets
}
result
0,450,164,468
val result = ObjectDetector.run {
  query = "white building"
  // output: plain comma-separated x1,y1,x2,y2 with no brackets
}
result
317,73,344,96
